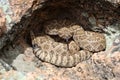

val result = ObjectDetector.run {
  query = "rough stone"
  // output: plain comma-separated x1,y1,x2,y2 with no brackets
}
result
0,0,120,80
0,8,6,36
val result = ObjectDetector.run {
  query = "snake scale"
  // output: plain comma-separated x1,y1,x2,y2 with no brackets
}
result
31,19,106,67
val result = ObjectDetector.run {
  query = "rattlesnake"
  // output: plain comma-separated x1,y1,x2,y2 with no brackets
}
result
31,19,106,67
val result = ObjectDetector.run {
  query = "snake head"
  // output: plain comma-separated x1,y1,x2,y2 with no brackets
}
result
32,43,39,49
30,31,43,54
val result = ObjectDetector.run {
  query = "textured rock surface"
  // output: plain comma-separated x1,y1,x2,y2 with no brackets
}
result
0,0,120,50
0,0,34,50
0,0,120,80
0,8,6,36
0,0,33,31
106,0,120,4
9,0,33,23
0,39,120,80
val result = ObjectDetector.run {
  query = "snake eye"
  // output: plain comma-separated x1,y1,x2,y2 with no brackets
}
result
32,44,39,49
33,44,42,50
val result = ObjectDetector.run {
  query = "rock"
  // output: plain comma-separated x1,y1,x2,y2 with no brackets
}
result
0,63,6,74
9,0,34,23
104,24,120,50
106,0,120,4
0,38,120,80
0,8,6,36
12,54,36,72
0,0,120,80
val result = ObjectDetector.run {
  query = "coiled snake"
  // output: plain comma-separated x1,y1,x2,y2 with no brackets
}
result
31,19,106,67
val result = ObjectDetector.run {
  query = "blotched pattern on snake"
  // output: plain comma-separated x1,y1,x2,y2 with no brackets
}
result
31,19,106,67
